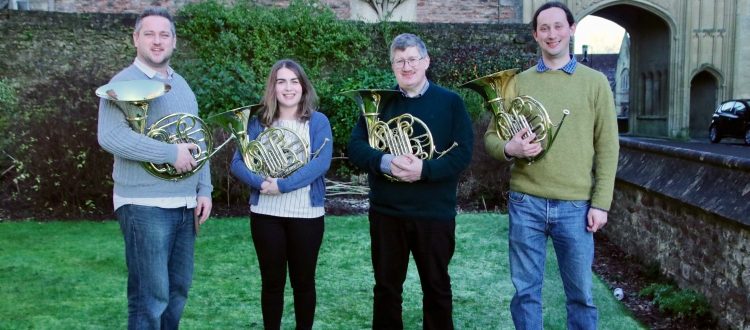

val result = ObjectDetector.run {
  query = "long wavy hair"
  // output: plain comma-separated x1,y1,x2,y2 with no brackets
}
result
259,59,318,127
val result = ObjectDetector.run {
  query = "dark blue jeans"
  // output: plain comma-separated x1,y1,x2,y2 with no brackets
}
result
508,191,597,330
116,204,196,330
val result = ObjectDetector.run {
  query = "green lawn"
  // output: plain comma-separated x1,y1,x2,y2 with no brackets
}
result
0,214,644,329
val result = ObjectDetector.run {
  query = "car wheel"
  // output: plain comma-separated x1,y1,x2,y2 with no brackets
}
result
745,128,750,145
709,126,721,143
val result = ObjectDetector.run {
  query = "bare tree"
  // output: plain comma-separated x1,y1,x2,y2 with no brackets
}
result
363,0,407,21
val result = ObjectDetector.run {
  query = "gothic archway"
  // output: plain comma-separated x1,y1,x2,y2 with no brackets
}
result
689,69,720,139
580,2,673,137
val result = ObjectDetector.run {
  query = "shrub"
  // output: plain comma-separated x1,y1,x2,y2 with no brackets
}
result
0,78,18,166
176,0,382,209
178,0,375,117
639,283,712,319
457,115,511,212
0,78,17,109
1,70,114,219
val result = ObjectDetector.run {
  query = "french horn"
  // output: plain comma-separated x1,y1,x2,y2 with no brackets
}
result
209,104,328,178
96,80,225,180
343,89,457,161
461,68,569,163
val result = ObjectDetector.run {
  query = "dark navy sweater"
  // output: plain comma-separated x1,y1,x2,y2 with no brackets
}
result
347,82,473,221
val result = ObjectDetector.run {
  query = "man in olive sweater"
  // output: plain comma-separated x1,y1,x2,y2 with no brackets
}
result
348,33,473,330
484,2,619,329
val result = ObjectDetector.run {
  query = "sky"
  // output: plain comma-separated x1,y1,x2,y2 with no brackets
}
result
574,15,626,54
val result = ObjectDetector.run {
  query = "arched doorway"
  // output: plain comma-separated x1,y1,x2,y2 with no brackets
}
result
689,70,719,139
584,3,672,137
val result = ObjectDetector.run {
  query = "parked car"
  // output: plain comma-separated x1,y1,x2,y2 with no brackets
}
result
709,99,750,144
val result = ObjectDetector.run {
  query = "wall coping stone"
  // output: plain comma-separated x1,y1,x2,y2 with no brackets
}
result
620,136,750,171
617,136,750,227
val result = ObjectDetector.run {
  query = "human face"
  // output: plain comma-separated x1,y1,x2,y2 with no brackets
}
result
133,15,176,73
533,7,576,64
275,67,303,113
391,46,430,95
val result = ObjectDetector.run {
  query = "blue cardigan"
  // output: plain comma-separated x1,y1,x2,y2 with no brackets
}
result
230,111,333,207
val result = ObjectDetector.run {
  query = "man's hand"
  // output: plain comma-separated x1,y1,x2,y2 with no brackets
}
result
389,154,411,175
586,208,608,233
260,177,281,195
504,128,542,159
173,143,198,174
195,196,212,225
391,154,423,182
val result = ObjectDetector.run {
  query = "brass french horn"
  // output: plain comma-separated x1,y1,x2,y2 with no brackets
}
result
209,104,327,178
343,89,457,161
96,80,222,180
461,68,569,163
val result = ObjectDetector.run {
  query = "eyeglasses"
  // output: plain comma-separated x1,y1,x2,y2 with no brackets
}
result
392,57,424,69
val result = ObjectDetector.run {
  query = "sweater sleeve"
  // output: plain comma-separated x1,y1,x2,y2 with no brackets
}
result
97,98,178,165
276,112,333,193
590,73,620,210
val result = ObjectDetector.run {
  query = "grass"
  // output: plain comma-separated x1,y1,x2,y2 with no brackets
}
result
0,214,644,329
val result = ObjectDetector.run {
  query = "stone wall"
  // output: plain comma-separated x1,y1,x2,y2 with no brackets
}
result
255,0,524,23
0,8,534,100
12,0,202,13
0,10,136,87
14,0,522,23
0,9,533,219
415,0,522,23
607,137,750,329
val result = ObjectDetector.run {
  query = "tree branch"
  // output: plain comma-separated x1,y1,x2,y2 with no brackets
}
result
363,0,408,21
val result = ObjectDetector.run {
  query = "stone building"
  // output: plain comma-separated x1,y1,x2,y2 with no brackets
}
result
3,0,525,23
6,0,749,140
614,35,630,119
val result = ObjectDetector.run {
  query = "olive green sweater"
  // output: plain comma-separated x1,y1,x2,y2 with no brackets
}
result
484,65,619,210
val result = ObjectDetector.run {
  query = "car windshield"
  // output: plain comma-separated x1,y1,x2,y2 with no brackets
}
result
719,101,735,113
735,102,747,116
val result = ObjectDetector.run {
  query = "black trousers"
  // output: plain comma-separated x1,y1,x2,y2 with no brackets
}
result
250,212,324,330
369,210,456,330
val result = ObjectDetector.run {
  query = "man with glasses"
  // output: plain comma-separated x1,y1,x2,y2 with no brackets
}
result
348,33,473,330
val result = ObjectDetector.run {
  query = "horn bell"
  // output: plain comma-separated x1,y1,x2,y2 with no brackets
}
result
460,69,569,164
96,79,214,180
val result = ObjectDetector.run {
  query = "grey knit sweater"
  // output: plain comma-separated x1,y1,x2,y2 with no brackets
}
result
97,64,212,206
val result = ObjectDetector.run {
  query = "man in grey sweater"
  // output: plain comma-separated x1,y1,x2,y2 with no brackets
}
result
97,7,212,329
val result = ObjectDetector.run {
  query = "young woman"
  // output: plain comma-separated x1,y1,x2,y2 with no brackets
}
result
230,59,333,330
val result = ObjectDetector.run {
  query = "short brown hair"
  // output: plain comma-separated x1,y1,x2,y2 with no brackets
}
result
135,7,175,36
531,1,575,31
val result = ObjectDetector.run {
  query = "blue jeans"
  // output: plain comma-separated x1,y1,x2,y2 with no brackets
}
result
116,204,196,330
507,191,597,330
